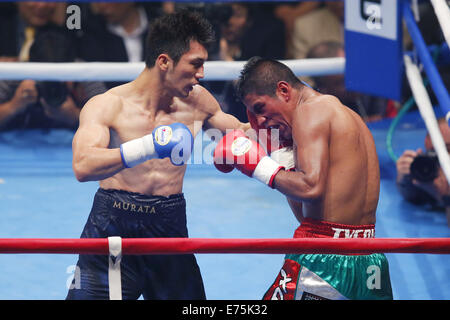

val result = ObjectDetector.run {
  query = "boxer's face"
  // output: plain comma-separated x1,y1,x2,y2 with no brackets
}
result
166,40,208,98
243,93,292,143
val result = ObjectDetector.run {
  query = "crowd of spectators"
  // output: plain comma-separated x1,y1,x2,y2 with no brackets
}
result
0,2,446,135
0,1,398,131
0,1,107,130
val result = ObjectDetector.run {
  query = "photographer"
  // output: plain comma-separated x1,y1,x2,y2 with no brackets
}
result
0,27,106,131
396,118,450,226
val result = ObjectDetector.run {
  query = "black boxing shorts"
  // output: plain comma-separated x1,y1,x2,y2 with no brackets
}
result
66,188,206,300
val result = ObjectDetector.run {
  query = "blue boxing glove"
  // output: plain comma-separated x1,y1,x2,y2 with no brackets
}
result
153,123,194,165
120,122,193,167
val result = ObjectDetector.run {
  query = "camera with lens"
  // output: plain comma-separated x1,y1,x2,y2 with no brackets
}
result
410,151,439,182
35,81,69,108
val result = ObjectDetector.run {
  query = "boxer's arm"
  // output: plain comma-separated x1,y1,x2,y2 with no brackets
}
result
207,106,251,133
272,102,331,202
197,86,250,133
270,145,304,222
72,95,124,182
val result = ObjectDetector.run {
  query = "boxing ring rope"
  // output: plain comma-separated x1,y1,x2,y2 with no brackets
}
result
0,57,344,81
403,3,450,184
404,55,450,184
1,237,450,255
430,0,450,49
403,4,450,120
4,236,445,300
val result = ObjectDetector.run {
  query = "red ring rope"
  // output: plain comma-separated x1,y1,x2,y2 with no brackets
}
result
0,238,449,255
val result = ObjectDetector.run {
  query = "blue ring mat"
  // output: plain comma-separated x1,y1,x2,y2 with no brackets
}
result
0,111,448,300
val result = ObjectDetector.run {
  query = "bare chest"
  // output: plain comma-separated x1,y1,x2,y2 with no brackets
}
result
108,101,204,148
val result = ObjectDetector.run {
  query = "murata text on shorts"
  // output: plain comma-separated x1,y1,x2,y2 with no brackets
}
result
113,201,157,214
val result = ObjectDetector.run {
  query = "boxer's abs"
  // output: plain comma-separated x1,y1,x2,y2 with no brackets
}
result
100,159,187,196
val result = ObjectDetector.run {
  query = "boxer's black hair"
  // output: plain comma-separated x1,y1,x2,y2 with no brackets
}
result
236,57,303,101
145,10,215,68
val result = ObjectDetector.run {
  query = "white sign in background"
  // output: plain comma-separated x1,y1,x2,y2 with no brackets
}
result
345,0,398,40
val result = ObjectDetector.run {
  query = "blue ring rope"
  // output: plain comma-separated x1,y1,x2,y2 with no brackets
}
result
403,3,450,117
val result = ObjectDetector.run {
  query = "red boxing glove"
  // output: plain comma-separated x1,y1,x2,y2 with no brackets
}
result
213,130,284,188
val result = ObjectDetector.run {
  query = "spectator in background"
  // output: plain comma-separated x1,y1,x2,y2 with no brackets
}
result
307,41,391,122
290,1,344,60
0,28,107,131
203,2,286,122
77,2,156,89
214,2,285,61
0,1,65,62
272,1,319,59
396,118,450,227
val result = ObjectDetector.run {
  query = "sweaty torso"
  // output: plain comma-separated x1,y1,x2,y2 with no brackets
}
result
100,84,209,196
297,96,380,225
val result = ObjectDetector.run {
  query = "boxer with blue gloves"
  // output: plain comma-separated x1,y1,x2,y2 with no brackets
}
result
120,122,194,167
68,12,249,300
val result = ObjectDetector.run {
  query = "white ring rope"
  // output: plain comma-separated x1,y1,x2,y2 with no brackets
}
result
404,55,450,184
0,57,344,81
430,0,450,49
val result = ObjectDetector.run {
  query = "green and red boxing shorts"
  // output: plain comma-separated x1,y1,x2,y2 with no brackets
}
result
263,218,393,300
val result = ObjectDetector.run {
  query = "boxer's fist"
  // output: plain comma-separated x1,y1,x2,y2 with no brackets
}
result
152,123,193,165
120,122,193,167
213,130,284,188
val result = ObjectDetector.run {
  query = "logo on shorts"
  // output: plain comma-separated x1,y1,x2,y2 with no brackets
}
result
263,260,300,300
113,201,156,214
154,126,172,146
331,227,374,238
231,137,252,156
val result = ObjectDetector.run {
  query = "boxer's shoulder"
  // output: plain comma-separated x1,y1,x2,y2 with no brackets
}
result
80,91,123,125
179,84,220,115
293,95,336,129
83,88,123,109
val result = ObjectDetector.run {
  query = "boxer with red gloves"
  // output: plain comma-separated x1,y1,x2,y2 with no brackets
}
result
214,57,393,300
213,129,284,188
